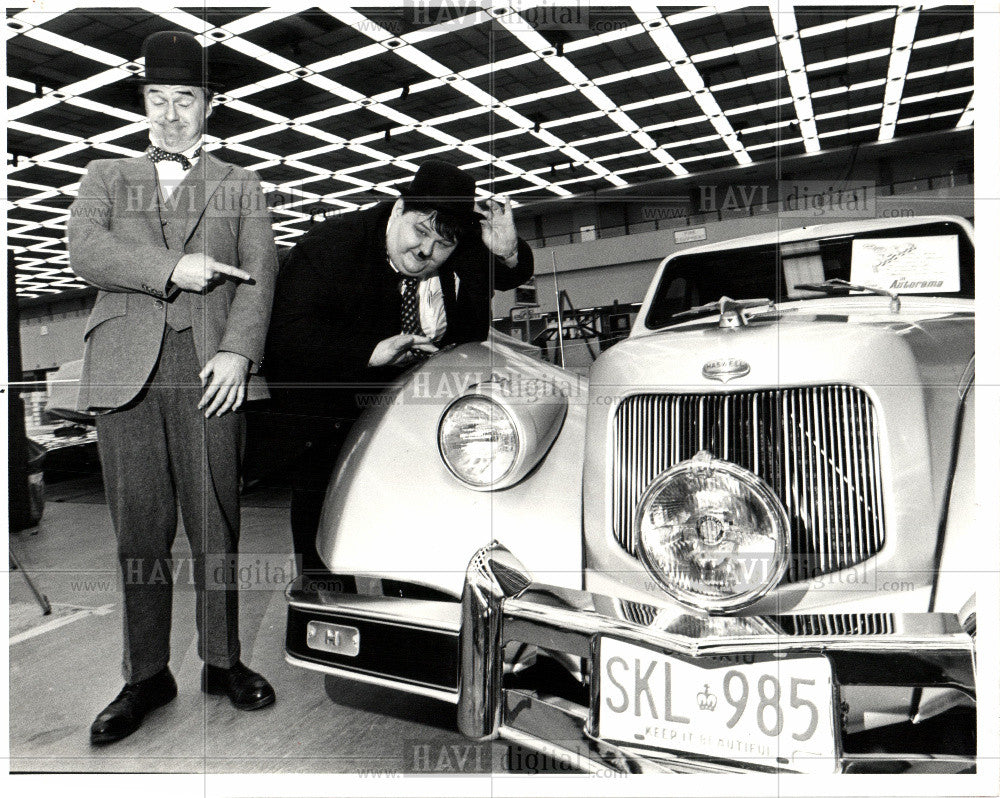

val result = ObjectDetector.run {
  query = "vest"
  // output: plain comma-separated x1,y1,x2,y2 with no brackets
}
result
158,175,198,332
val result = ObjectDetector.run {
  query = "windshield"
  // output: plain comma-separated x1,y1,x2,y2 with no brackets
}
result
645,220,974,330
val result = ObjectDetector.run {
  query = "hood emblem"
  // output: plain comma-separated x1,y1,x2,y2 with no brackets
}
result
703,358,750,383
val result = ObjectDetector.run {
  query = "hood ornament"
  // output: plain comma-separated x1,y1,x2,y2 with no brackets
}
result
673,296,774,328
702,358,750,383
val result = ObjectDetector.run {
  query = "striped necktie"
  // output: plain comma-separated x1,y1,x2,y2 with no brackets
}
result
400,276,423,335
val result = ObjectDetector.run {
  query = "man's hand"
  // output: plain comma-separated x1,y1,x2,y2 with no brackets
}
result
368,334,438,368
198,351,251,417
171,253,253,293
475,196,519,263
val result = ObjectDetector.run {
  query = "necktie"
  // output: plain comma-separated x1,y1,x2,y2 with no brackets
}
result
146,145,199,170
401,276,423,335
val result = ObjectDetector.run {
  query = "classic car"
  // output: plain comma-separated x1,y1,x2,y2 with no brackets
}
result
284,215,977,774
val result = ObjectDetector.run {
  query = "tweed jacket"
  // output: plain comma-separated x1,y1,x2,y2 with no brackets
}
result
68,152,278,410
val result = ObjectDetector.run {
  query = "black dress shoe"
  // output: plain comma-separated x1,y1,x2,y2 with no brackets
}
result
202,661,275,711
90,668,177,745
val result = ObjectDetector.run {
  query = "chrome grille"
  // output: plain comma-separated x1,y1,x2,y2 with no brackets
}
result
618,600,660,627
782,613,895,636
617,602,895,636
611,387,887,582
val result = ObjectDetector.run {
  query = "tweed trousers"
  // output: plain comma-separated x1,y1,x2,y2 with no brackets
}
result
95,328,243,683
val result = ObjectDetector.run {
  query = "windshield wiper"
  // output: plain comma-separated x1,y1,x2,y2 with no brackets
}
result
673,296,774,328
794,279,900,312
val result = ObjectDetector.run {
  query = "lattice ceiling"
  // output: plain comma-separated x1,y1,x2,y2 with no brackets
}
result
6,3,974,298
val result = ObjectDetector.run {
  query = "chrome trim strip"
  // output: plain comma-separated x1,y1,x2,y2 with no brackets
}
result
503,585,974,657
285,579,461,634
863,391,878,557
503,594,973,657
286,596,459,634
284,653,459,704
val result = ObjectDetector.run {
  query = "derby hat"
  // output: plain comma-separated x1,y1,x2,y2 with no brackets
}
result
131,30,222,91
399,160,483,225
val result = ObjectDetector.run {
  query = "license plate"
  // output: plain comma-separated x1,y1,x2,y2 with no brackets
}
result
306,621,360,657
597,637,838,773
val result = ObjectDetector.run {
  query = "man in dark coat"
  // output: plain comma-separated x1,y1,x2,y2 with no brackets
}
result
265,160,534,577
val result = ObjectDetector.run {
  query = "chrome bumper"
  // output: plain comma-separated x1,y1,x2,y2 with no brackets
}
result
459,543,977,775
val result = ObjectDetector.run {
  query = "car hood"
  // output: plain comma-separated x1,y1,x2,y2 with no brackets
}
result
605,307,972,392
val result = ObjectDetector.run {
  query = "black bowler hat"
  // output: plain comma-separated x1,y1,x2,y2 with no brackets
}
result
399,160,483,225
131,30,222,91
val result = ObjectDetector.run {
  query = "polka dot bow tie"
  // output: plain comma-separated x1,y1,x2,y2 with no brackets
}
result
146,145,200,170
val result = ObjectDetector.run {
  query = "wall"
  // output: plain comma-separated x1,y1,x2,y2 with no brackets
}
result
18,185,974,368
519,129,973,248
19,305,90,372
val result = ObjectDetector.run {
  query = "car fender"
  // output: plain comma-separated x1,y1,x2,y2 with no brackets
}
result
316,337,587,597
931,375,976,622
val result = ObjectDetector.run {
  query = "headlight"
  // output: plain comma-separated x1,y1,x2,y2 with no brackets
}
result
437,373,568,491
636,451,790,613
438,395,519,488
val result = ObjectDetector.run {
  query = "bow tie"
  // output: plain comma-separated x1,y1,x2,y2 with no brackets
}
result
146,145,200,170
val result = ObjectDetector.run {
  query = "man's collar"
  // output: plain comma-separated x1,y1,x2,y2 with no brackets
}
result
386,253,423,280
181,139,204,161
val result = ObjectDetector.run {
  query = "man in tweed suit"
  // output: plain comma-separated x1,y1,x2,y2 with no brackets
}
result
69,30,277,744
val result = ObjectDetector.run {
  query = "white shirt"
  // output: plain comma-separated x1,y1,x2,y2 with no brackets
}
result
151,139,202,201
388,261,454,342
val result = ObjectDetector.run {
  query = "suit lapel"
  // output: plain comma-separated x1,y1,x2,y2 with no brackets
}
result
368,212,402,333
121,156,168,245
183,152,233,244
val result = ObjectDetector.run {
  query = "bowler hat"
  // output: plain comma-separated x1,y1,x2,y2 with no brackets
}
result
131,30,222,91
399,160,483,225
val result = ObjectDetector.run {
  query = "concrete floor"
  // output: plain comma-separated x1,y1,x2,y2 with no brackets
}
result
8,477,499,775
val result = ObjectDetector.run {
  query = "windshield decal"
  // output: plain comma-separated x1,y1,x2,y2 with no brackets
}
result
850,235,959,293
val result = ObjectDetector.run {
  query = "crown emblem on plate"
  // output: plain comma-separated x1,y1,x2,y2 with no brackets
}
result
697,684,717,711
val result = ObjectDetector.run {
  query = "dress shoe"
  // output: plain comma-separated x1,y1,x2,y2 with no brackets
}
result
202,661,275,710
90,668,177,745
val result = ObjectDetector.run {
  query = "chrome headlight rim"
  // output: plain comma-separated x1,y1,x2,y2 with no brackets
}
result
437,393,521,489
635,452,791,614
